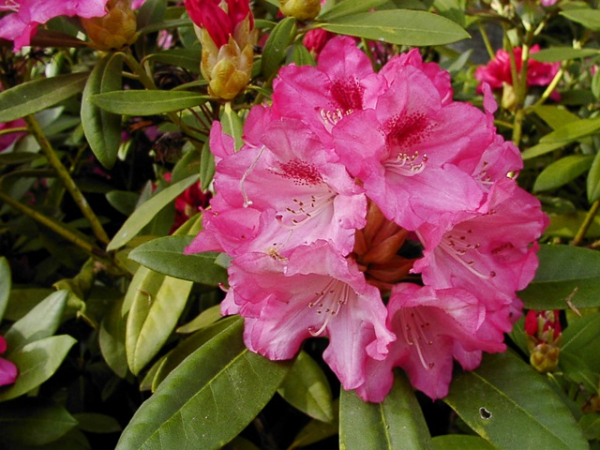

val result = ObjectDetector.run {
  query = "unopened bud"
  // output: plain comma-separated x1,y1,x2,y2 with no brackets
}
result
279,0,321,21
81,0,138,50
530,343,560,373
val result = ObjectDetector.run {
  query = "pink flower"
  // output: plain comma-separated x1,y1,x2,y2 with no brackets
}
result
302,28,334,57
223,241,395,390
184,0,253,48
0,118,26,152
0,0,110,50
475,45,560,93
0,335,18,387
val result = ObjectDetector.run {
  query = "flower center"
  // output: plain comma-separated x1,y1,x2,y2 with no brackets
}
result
330,77,364,112
400,308,435,370
439,229,497,280
307,280,351,336
278,158,323,186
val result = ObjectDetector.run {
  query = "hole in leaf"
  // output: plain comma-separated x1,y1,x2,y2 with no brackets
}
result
479,407,492,420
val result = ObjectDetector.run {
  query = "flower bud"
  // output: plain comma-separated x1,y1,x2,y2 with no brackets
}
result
81,0,138,50
524,310,562,373
279,0,321,21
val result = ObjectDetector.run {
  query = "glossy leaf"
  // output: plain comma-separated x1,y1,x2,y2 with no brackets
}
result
128,236,228,286
561,313,600,374
0,257,10,322
0,73,89,122
587,151,600,202
200,139,216,191
288,400,339,449
152,317,240,390
99,297,128,378
519,245,600,309
531,47,600,62
540,117,600,143
0,335,77,401
339,372,433,450
287,43,316,67
220,102,244,151
320,11,469,46
262,17,297,78
177,304,222,334
560,9,600,31
278,351,333,422
431,435,495,450
533,155,594,192
4,290,68,355
444,351,588,450
81,53,123,169
147,49,201,73
0,398,78,446
115,318,291,450
318,0,389,21
107,174,198,251
90,90,209,116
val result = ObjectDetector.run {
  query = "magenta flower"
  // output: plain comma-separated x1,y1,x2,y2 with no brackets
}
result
0,0,110,50
0,118,26,152
0,335,17,387
185,0,253,48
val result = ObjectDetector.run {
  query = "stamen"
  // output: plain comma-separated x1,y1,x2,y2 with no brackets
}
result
240,146,266,207
0,0,19,12
400,308,434,370
308,281,350,336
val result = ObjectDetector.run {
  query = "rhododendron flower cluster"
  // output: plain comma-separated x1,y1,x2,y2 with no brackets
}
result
186,36,548,402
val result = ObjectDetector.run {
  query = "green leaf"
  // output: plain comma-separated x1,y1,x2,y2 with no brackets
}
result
106,190,140,216
107,174,198,251
278,351,333,422
73,413,122,434
444,351,588,450
519,245,600,309
533,155,594,192
90,90,209,116
0,335,77,401
0,73,89,122
320,10,469,46
147,49,201,73
540,117,600,144
152,317,240,390
433,0,466,26
288,400,339,449
219,103,244,151
530,47,600,62
81,53,123,169
562,313,600,374
177,304,222,334
262,17,298,78
99,297,128,378
287,43,317,67
0,398,78,446
318,0,390,21
200,139,215,191
0,257,10,323
115,318,291,450
560,9,600,31
431,435,495,450
522,142,567,160
339,372,433,450
588,151,600,203
128,236,228,286
579,413,600,440
0,153,42,166
136,0,166,28
533,105,580,130
4,290,68,355
545,211,600,239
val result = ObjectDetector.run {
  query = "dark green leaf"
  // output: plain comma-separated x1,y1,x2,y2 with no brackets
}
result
0,153,41,166
318,0,390,21
286,43,317,67
431,435,495,450
320,11,469,46
128,236,228,286
200,139,215,192
0,73,89,122
3,289,53,322
147,49,201,73
4,290,68,355
545,211,600,239
579,413,600,440
339,372,433,450
519,245,600,309
533,155,594,192
0,257,10,322
177,304,222,334
73,413,122,434
262,17,297,78
562,313,600,374
107,174,198,251
444,351,588,450
81,53,123,169
288,400,339,449
0,335,77,401
90,90,209,116
433,0,466,26
115,318,291,450
531,47,600,62
588,151,600,202
106,190,140,216
0,398,78,446
136,0,166,28
219,103,244,151
278,351,333,422
99,297,128,378
560,9,600,31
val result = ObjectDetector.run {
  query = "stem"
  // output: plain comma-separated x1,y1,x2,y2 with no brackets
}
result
0,127,28,136
572,200,600,246
23,115,110,245
478,22,496,60
0,190,105,258
527,68,564,111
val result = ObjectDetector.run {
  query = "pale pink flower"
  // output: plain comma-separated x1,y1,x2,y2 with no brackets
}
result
0,335,17,387
223,241,395,390
0,0,110,50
